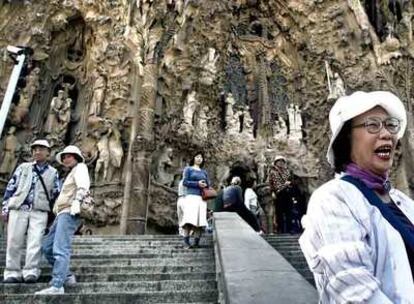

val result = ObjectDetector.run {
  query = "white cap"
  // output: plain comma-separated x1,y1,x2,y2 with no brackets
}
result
327,91,407,167
56,145,85,164
30,139,51,149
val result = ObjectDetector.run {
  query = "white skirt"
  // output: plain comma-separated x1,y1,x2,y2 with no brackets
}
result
178,194,207,228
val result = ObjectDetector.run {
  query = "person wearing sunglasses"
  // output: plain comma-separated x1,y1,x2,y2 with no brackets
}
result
300,91,414,303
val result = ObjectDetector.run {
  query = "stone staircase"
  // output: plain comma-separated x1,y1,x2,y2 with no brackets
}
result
263,234,315,287
0,235,218,304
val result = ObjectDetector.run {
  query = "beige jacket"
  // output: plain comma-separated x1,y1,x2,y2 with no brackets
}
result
54,163,90,214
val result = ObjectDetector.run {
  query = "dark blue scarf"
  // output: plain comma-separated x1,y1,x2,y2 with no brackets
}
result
341,175,414,253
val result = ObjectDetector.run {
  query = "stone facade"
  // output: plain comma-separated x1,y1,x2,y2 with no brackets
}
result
1,0,414,234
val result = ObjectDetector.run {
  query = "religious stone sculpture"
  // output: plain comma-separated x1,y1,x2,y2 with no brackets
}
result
155,147,174,186
0,126,19,178
89,72,106,116
325,61,346,101
179,90,198,133
26,67,40,105
45,90,65,135
273,116,287,141
200,47,220,86
57,96,72,138
95,129,110,183
196,106,209,141
242,107,254,139
108,121,124,181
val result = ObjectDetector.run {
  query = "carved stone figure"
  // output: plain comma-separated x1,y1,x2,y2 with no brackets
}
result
11,88,30,124
108,121,124,181
45,90,65,134
200,48,220,86
293,105,303,133
196,106,209,141
95,130,110,183
89,72,106,116
273,116,287,141
287,103,295,132
0,126,19,177
347,0,402,65
256,152,267,184
329,73,346,101
57,97,72,138
155,147,174,186
242,107,254,139
26,67,40,104
181,90,198,128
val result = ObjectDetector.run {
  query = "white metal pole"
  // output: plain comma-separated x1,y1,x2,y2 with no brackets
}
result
0,50,26,138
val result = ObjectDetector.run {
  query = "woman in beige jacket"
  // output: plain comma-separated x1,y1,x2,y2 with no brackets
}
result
35,145,90,295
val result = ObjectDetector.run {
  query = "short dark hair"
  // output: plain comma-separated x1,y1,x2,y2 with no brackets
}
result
62,153,83,163
332,120,352,173
189,151,205,168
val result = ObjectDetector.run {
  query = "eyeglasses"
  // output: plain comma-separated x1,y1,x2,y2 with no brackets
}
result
352,117,401,134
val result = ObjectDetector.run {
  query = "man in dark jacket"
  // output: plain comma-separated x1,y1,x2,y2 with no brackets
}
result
222,176,260,232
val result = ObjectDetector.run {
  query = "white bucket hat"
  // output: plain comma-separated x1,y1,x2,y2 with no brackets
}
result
273,155,286,163
326,91,407,167
56,145,85,165
30,139,51,149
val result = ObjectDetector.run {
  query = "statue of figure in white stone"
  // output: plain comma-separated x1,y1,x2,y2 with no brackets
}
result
156,147,174,186
108,121,124,181
89,72,106,116
95,130,110,182
0,126,19,177
45,90,65,134
225,92,236,127
328,72,346,101
200,48,220,86
26,67,40,104
294,105,303,132
273,116,287,141
196,106,209,140
182,90,198,127
287,103,295,132
242,107,254,139
256,152,267,184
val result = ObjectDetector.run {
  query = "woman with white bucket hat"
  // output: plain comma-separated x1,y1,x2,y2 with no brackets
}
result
36,145,90,295
299,91,414,303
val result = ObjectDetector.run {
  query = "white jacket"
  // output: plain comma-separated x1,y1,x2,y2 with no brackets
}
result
299,176,414,304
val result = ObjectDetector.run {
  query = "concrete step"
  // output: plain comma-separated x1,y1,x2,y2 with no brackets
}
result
3,290,219,304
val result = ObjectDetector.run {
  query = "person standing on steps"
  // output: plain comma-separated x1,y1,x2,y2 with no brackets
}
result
181,151,210,249
2,139,60,284
300,91,414,302
35,145,90,295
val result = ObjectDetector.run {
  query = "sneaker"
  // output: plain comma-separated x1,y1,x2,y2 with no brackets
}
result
48,274,77,287
64,274,76,287
3,277,22,283
35,286,64,295
24,275,37,283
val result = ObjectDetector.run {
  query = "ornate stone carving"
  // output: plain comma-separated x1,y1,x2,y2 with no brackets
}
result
89,71,106,117
154,146,174,186
0,126,19,178
200,47,219,86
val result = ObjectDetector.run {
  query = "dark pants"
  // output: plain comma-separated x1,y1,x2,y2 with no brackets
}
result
223,204,261,232
276,186,303,233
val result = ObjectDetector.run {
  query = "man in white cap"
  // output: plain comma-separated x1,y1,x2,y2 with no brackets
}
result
35,145,90,295
2,139,60,283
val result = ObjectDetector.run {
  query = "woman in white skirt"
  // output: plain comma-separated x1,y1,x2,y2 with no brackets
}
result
181,152,210,248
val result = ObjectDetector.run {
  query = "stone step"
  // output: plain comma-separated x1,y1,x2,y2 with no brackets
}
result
0,265,215,275
0,256,215,267
28,272,216,283
0,251,214,261
3,290,219,304
1,279,217,294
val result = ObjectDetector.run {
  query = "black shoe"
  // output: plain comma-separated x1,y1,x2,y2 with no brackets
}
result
24,275,37,283
3,277,22,283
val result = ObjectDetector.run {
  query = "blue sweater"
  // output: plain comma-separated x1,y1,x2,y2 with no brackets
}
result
183,166,210,196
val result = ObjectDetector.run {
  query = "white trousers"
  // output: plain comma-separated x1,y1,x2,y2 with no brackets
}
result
4,209,48,280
